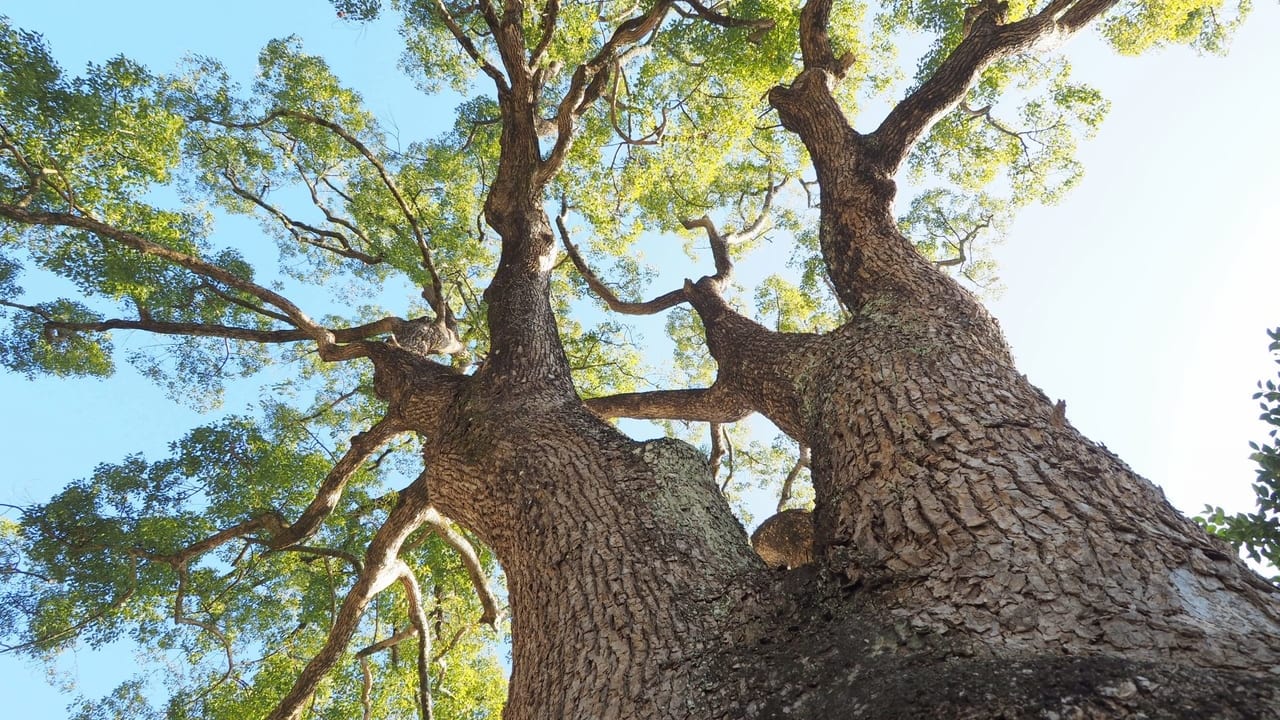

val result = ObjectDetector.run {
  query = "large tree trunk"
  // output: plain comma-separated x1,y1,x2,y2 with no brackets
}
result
371,14,1280,714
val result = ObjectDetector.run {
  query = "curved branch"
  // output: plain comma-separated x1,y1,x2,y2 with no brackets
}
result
196,279,293,324
777,445,811,512
274,111,448,317
267,417,407,550
796,0,856,77
555,209,690,315
0,301,406,354
173,562,236,703
396,562,435,720
268,479,435,720
678,178,781,281
431,0,509,92
221,168,383,265
0,204,336,347
537,1,674,185
933,213,990,268
608,69,669,146
195,109,450,317
529,0,561,68
958,101,1034,155
678,0,776,40
422,507,500,626
355,626,419,659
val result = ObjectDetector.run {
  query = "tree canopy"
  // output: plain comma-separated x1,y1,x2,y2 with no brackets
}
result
0,0,1270,717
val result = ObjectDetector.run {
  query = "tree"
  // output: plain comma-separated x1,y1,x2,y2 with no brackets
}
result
2,0,1278,717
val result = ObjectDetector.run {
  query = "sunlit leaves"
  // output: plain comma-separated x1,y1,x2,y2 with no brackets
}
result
0,20,183,209
0,410,507,718
754,274,842,332
1104,0,1250,54
0,299,114,378
899,188,1009,290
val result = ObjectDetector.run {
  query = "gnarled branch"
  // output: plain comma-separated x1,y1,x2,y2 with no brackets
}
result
555,207,690,315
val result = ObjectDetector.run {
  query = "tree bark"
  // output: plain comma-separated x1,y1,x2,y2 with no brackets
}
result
360,3,1280,713
677,202,1280,718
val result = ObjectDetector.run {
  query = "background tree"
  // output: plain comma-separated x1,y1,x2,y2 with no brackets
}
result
1200,327,1280,585
1,0,1277,718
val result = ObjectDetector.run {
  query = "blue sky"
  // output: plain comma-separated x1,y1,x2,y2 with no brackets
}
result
2,0,1278,715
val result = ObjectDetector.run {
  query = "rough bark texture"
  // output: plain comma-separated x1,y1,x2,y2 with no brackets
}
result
275,2,1280,715
379,17,1280,716
10,1,1279,716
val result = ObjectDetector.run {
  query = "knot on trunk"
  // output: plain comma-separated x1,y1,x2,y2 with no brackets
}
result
391,316,462,356
752,509,815,569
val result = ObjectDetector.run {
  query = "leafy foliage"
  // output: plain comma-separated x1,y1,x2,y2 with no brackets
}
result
0,0,1256,714
1198,328,1280,584
1,412,507,718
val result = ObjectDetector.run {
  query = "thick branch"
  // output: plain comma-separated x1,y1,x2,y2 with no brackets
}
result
529,0,561,68
268,417,406,550
796,0,856,76
268,480,435,720
871,0,1118,170
681,277,823,441
430,0,510,91
585,384,752,423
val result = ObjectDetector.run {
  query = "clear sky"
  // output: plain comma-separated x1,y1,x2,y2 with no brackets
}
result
2,1,1277,716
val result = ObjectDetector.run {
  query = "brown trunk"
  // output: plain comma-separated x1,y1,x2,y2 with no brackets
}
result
673,94,1280,712
803,290,1280,667
372,11,1280,713
385,164,764,716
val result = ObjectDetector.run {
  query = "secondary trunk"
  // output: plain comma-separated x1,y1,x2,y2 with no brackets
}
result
674,128,1280,715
